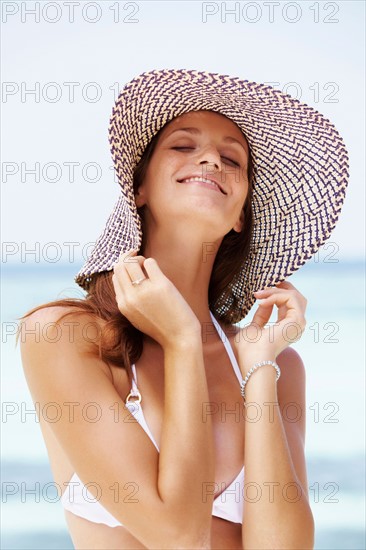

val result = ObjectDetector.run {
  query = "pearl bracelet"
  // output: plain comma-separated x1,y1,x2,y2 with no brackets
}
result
240,360,281,404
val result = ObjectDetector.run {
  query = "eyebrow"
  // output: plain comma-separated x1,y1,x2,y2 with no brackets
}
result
165,127,248,153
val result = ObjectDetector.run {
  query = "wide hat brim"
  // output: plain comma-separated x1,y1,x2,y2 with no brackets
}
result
74,68,350,324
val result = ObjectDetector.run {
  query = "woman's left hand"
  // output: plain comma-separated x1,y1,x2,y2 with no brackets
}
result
235,280,307,376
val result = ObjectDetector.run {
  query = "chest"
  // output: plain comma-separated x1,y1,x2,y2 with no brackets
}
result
111,341,246,489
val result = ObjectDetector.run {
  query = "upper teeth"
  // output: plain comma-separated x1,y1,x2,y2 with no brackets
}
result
181,177,221,191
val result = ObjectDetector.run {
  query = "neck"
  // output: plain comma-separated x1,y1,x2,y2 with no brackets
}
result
140,226,227,346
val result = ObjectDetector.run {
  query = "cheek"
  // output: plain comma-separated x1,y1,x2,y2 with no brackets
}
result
147,151,173,179
241,188,249,208
234,179,248,208
146,157,179,195
139,169,176,211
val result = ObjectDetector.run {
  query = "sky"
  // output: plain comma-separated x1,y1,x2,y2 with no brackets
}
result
2,0,365,266
2,9,364,545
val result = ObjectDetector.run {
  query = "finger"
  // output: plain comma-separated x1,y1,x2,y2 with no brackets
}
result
142,257,164,283
111,271,124,301
124,257,148,284
257,294,305,328
251,301,274,328
254,286,289,297
113,250,138,274
254,286,307,309
111,269,128,317
116,248,139,263
115,250,148,285
258,295,306,343
276,281,307,304
274,280,296,290
255,280,302,295
255,292,298,310
113,255,139,291
115,249,144,268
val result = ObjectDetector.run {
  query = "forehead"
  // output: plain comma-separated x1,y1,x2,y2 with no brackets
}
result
156,110,250,159
160,110,246,141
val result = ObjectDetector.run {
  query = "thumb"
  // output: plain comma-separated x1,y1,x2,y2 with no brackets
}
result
251,302,273,329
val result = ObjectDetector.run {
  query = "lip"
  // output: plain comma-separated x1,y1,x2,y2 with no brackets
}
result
177,174,227,195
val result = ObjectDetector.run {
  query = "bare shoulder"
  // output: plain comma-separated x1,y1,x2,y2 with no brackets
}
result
20,303,105,329
19,304,112,379
17,306,189,546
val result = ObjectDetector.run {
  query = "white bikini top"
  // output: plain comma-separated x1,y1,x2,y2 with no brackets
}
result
61,311,245,526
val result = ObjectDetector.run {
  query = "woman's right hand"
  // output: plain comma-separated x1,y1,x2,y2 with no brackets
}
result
112,249,201,349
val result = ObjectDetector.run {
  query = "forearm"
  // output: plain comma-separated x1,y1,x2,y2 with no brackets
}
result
158,334,215,543
241,366,314,549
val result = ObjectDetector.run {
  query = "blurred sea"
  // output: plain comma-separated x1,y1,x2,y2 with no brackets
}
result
1,258,365,550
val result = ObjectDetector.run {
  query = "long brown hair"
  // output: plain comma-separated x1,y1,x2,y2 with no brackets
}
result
16,115,254,382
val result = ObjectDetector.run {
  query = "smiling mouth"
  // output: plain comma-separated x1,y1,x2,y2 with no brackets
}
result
177,177,226,195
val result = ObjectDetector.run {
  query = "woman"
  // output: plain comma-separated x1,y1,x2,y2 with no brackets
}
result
17,68,349,549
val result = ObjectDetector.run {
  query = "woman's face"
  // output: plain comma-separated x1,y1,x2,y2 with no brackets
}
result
135,110,250,239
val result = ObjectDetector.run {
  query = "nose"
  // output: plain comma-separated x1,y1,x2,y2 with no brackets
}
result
197,145,222,171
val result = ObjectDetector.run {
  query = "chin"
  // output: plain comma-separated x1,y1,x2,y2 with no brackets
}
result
172,202,232,231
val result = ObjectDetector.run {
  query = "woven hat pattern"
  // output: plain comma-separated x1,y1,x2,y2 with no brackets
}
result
75,68,349,323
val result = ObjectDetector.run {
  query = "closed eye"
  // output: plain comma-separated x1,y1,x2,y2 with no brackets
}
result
171,147,240,167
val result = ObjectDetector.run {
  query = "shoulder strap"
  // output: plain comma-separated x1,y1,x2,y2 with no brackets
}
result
209,311,243,384
125,363,142,404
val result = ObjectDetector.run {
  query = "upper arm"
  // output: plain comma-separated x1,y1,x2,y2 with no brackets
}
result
19,307,180,547
276,346,310,502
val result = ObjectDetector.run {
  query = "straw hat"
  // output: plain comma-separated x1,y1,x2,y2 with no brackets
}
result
74,68,350,323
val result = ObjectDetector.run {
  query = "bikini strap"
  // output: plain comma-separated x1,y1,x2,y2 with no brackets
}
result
125,363,142,404
126,314,242,404
209,311,243,384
